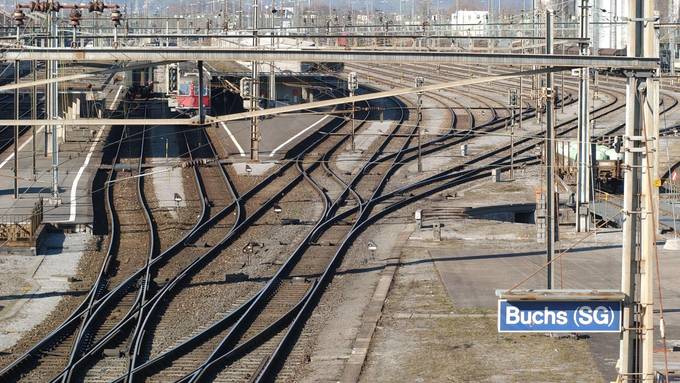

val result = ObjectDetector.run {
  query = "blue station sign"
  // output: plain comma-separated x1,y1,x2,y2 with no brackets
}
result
498,300,622,333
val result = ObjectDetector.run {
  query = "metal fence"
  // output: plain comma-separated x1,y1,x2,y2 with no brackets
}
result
0,199,43,243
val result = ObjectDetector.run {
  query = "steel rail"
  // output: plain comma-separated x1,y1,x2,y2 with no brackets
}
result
68,132,309,382
0,65,568,380
186,92,420,383
0,101,132,382
348,63,543,169
253,90,628,382
185,66,676,380
250,72,636,382
2,103,210,381
0,67,548,382
1,65,648,380
182,92,412,382
63,80,362,380
62,107,157,382
49,123,243,382
123,93,373,382
125,126,244,382
181,74,533,380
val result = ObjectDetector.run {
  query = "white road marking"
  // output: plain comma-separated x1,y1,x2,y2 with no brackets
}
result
219,121,246,157
0,125,45,169
68,126,105,222
109,85,124,110
270,115,331,157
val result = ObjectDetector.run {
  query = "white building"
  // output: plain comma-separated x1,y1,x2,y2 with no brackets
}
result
590,0,628,51
450,10,488,36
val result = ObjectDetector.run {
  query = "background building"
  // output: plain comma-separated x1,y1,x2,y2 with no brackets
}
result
451,10,488,36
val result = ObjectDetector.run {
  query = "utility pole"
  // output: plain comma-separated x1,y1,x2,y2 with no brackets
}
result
269,0,276,108
250,0,260,161
13,8,20,199
347,72,358,151
509,88,518,180
239,0,243,29
31,57,36,180
519,38,523,152
640,0,660,380
561,71,564,113
544,9,556,289
532,0,537,122
619,1,660,381
227,0,229,32
576,0,592,232
43,19,48,159
592,0,600,55
198,60,205,125
48,8,60,201
14,59,19,199
620,1,644,378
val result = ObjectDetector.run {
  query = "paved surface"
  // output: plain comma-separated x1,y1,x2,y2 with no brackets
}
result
0,124,109,227
0,77,124,230
0,232,91,351
145,125,187,218
426,216,680,380
215,113,341,160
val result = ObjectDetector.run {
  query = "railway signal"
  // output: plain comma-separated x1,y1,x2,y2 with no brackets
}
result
240,77,253,110
660,49,673,74
508,88,519,109
347,72,358,93
367,241,377,261
167,64,178,94
240,77,253,99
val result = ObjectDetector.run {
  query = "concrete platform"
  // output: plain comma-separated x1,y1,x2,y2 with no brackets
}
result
0,71,125,236
427,224,680,378
0,124,109,230
215,113,340,160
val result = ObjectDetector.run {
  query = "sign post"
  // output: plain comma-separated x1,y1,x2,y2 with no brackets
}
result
498,300,622,333
496,290,625,334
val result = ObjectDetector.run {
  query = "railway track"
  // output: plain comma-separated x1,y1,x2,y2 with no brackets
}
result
3,67,678,383
144,75,524,381
11,82,369,382
143,85,412,383
69,120,155,383
46,106,245,382
0,101,155,382
242,71,680,380
121,83,376,383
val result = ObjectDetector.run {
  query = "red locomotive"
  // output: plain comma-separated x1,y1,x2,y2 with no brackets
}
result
167,63,211,113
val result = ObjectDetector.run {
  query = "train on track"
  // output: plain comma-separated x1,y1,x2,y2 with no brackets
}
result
556,140,624,192
166,62,212,112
